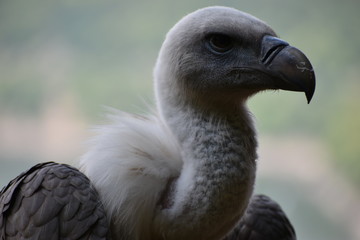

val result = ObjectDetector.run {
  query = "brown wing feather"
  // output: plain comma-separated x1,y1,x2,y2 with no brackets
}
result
0,162,109,240
224,194,296,240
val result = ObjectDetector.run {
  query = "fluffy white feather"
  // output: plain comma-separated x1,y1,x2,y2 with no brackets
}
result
80,111,182,239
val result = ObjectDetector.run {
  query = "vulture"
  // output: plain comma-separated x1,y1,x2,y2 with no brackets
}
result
0,6,315,240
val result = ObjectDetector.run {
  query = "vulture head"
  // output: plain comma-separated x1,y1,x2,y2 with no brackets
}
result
155,6,315,124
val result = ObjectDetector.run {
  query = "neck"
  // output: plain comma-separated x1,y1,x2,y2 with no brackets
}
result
155,100,258,240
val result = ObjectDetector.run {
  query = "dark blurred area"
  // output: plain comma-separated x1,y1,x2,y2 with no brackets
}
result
0,0,359,239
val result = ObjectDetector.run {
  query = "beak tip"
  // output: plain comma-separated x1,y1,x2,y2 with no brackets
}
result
306,95,312,104
305,71,316,104
305,83,315,104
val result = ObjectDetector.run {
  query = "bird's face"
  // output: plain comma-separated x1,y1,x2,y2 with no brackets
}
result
156,6,315,106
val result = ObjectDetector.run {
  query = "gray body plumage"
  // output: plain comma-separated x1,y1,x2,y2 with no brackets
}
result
0,6,315,240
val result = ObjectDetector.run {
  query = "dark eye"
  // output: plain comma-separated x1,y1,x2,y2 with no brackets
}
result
207,34,234,53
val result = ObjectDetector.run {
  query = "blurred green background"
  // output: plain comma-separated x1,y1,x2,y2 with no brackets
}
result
0,0,359,239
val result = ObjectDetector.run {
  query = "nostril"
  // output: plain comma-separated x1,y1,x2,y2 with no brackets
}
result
260,35,289,65
261,45,287,65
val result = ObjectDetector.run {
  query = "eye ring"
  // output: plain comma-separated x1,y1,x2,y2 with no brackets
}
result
207,34,234,54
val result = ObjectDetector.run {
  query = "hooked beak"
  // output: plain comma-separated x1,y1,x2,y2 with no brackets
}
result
259,35,316,103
